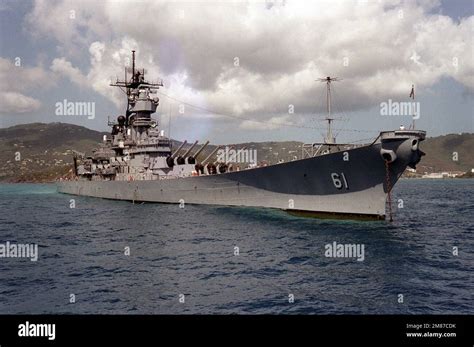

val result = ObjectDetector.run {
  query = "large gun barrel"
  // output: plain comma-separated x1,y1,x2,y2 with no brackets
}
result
171,140,187,158
187,141,210,164
192,141,210,159
202,146,221,165
182,140,198,158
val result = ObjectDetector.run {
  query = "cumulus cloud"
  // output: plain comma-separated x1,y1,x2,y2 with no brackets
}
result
0,57,55,115
240,114,298,130
25,0,474,129
47,37,147,108
0,92,42,113
51,57,88,87
24,0,109,56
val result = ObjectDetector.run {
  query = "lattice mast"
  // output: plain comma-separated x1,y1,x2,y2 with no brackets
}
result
317,76,341,144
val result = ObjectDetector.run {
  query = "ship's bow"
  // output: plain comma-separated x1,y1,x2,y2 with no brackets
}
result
379,130,426,171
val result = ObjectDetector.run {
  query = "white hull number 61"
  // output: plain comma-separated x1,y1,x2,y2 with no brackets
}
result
331,172,349,189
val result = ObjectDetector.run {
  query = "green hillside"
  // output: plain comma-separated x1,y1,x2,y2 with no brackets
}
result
0,123,107,182
417,133,474,173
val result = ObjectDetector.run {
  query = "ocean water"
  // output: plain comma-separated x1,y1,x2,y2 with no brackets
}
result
0,179,472,314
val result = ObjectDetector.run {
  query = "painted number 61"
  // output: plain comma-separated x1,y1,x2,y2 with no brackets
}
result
331,172,349,189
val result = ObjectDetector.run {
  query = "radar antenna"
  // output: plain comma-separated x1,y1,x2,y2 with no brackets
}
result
109,51,164,126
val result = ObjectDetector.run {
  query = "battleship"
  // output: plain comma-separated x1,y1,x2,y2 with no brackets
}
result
57,51,426,220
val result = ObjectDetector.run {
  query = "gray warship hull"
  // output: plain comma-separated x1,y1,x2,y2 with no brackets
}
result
57,130,425,220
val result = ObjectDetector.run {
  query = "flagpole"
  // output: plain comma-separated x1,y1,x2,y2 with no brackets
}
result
410,84,415,130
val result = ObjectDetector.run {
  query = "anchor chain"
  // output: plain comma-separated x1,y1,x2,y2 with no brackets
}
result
384,159,393,222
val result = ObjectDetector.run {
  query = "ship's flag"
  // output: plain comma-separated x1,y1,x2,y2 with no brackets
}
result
409,84,415,99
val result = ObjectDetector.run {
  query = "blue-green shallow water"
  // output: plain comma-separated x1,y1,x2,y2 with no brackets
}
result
0,179,472,314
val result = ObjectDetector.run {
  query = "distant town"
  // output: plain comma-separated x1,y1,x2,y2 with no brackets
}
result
404,168,474,179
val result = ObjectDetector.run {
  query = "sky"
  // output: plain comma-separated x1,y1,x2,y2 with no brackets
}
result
0,0,472,144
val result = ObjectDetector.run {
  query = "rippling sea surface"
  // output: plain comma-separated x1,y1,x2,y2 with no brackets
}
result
0,179,472,314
